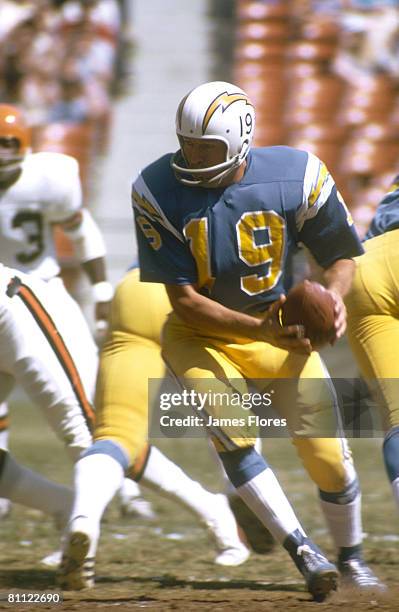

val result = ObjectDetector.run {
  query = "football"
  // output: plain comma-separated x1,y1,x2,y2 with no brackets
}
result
281,280,336,349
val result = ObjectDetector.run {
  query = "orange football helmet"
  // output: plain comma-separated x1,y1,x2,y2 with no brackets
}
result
0,104,31,180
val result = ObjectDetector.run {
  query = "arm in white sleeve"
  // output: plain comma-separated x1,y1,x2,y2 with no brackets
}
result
60,208,106,263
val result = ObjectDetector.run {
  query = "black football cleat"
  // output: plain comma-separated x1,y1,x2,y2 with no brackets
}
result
338,558,387,592
285,530,339,602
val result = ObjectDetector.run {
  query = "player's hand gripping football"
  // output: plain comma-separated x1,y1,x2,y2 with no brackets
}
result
327,289,347,344
258,294,312,355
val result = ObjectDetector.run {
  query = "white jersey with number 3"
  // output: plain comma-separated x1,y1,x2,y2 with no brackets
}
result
0,152,82,280
0,264,97,458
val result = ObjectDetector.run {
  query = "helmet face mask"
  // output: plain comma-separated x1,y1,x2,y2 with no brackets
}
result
178,135,230,183
0,104,30,182
172,81,255,187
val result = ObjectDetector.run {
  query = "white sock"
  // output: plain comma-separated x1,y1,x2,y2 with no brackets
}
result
391,476,399,512
236,468,306,544
70,453,124,525
140,446,220,521
0,453,72,527
319,494,363,548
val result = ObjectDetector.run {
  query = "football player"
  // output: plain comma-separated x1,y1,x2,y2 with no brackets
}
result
0,260,95,550
346,175,399,517
127,81,384,598
0,263,249,578
59,267,250,590
0,104,112,322
0,103,150,519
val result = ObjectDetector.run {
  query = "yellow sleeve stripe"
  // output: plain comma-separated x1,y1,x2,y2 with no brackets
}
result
308,162,328,208
131,173,185,243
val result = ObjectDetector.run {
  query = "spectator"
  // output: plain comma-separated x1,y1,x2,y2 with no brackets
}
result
48,75,90,123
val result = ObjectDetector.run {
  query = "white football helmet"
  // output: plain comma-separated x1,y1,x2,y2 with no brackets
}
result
171,81,255,186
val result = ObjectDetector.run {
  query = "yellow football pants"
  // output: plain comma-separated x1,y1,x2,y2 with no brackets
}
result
346,229,399,432
162,313,355,493
94,269,171,465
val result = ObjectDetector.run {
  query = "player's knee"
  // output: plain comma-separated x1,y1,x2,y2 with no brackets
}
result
319,477,359,504
83,439,129,471
308,463,349,492
294,439,352,492
383,426,399,481
218,446,268,488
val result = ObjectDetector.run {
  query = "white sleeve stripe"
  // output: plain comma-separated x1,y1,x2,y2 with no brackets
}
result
132,173,185,243
296,152,335,231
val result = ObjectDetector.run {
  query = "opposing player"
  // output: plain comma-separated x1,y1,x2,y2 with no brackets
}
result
0,262,248,579
130,81,384,598
0,262,97,459
60,267,250,590
0,103,149,518
346,174,399,516
0,259,96,537
0,104,112,322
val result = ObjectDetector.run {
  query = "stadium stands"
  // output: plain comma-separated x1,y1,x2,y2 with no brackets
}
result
3,0,399,242
0,0,127,263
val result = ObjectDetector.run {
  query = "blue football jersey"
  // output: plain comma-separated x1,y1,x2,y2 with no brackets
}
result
132,146,363,314
365,175,399,240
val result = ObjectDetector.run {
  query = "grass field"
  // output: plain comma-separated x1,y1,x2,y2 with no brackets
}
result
1,389,399,611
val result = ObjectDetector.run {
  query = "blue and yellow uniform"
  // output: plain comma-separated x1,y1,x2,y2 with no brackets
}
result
346,176,399,474
134,147,360,310
345,176,399,499
365,174,399,240
346,175,399,431
133,146,363,494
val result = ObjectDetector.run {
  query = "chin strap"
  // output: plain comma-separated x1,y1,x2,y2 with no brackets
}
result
171,151,243,187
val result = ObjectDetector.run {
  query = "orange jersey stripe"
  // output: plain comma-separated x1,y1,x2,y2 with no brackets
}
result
8,277,95,430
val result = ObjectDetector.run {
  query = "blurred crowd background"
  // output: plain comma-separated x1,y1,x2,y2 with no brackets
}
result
2,0,399,271
0,0,130,267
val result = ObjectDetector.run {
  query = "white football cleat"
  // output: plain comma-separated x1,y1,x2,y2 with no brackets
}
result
204,494,250,566
0,497,11,519
40,549,62,568
214,545,250,566
120,496,156,520
58,516,97,590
